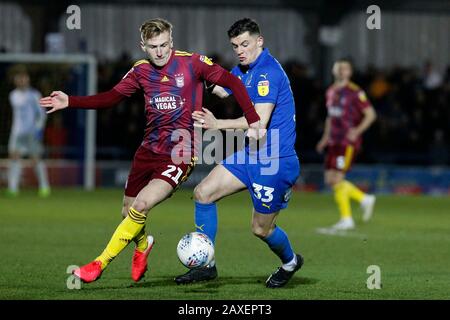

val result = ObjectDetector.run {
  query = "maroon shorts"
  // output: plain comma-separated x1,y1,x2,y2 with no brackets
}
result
325,144,359,172
125,145,196,197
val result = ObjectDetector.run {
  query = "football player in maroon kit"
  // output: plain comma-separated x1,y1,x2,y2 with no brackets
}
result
40,18,261,284
316,59,377,232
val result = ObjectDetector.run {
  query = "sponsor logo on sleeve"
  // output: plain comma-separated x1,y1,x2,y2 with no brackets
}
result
257,80,270,96
358,91,367,102
199,55,213,66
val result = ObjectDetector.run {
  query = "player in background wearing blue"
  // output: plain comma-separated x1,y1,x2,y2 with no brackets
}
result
175,18,303,288
6,67,50,197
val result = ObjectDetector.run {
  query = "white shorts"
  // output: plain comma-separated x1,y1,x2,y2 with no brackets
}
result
8,132,44,157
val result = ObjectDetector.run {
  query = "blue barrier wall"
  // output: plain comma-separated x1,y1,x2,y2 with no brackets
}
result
299,165,450,195
2,161,448,196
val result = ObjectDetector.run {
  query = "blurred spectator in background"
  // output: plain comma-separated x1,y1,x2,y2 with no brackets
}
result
6,66,50,197
368,71,391,115
423,60,443,90
285,61,322,154
73,53,450,166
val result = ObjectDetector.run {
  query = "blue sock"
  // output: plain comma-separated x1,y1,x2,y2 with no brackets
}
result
194,201,217,244
262,226,295,263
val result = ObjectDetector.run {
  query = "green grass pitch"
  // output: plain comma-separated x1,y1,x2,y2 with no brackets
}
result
1,188,449,300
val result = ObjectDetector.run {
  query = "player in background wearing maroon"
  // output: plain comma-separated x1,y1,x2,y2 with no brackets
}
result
40,18,261,284
316,59,377,232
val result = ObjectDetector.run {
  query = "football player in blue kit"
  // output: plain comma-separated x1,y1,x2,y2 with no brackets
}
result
175,18,303,288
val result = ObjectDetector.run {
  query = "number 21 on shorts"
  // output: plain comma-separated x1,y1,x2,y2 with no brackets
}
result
162,165,183,184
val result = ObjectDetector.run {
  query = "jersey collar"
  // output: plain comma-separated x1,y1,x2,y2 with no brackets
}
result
248,48,269,69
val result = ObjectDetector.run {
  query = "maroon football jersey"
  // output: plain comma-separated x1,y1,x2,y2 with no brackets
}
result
114,50,224,158
325,81,371,148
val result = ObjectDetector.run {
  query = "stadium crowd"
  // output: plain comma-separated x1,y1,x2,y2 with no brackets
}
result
41,52,450,166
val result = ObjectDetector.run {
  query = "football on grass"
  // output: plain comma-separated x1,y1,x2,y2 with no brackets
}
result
177,232,215,269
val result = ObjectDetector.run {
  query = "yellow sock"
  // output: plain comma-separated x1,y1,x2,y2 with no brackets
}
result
333,181,352,219
134,228,148,252
96,207,146,269
343,180,366,203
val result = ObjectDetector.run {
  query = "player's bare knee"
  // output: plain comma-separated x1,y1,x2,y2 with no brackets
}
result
334,177,344,186
252,224,270,238
194,184,213,204
326,175,340,187
131,199,150,215
327,178,336,187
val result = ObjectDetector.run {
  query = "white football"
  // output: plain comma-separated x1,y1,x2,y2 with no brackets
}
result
177,232,215,269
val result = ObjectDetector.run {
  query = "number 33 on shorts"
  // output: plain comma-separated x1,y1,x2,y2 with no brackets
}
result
251,183,294,213
252,183,274,203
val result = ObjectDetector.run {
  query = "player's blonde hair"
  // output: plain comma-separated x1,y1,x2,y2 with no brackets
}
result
139,18,173,41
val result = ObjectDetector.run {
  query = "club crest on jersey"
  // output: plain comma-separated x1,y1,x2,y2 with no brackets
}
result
175,74,184,88
257,80,269,96
150,93,183,113
199,55,213,66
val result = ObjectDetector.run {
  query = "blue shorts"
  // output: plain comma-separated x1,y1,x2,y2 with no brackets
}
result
221,150,300,214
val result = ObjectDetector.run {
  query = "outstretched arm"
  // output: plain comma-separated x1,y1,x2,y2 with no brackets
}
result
40,89,126,114
40,61,142,114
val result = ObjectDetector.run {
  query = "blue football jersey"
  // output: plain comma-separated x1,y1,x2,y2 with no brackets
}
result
225,48,297,159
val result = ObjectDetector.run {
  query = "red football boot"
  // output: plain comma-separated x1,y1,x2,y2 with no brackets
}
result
131,236,155,282
131,235,155,282
73,260,103,283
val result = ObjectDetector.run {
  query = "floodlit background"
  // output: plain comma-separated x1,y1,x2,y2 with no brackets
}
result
0,0,449,192
0,0,449,300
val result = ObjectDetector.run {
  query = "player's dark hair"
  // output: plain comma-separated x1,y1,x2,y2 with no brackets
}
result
140,18,173,41
227,18,261,39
